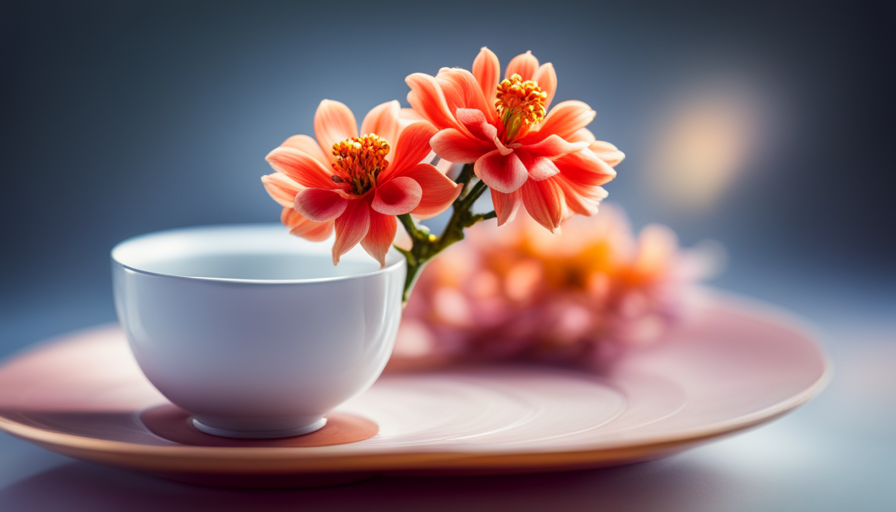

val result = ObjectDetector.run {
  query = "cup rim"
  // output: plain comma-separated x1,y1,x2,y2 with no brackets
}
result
111,223,406,285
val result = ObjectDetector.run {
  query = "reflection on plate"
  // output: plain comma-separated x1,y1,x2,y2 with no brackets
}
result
0,291,829,488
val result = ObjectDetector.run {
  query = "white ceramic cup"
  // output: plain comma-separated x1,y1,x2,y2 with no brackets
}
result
111,224,405,438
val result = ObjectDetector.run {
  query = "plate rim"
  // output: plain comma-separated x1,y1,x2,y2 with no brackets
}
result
0,290,832,474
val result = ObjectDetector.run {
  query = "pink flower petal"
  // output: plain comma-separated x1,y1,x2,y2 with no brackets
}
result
554,148,618,187
361,211,398,268
400,107,424,122
524,154,561,181
456,108,498,142
265,146,336,189
520,176,564,232
392,222,413,251
385,121,438,178
398,108,425,133
491,189,521,226
261,172,301,208
402,163,463,219
431,128,492,164
567,128,596,144
281,208,334,242
555,176,607,217
505,51,539,80
493,136,514,156
435,154,458,175
435,68,494,123
474,150,529,194
361,100,401,156
372,176,423,215
406,73,463,132
472,47,500,109
332,199,371,265
590,140,626,167
532,63,557,110
314,100,358,163
525,100,596,143
281,134,329,167
525,134,588,160
294,188,349,222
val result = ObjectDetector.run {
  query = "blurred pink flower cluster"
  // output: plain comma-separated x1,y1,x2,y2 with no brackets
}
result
392,205,720,370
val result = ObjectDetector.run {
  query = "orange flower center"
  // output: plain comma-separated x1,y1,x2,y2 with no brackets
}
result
495,74,547,141
330,134,390,195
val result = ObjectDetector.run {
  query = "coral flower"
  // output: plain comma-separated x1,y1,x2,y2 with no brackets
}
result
262,100,462,267
391,206,719,371
406,48,624,232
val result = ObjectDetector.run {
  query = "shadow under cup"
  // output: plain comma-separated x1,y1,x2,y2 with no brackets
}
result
111,224,406,439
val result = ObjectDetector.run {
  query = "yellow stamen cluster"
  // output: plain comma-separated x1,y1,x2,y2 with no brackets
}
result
331,134,390,195
495,74,548,133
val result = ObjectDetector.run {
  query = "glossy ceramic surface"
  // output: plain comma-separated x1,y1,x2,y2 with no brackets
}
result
111,224,406,438
0,292,829,487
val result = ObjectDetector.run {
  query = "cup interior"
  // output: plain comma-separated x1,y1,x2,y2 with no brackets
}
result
111,224,403,281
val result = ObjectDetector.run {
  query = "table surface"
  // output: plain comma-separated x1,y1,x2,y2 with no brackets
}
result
1,272,894,512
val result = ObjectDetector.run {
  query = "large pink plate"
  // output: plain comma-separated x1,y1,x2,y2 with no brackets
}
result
0,292,829,487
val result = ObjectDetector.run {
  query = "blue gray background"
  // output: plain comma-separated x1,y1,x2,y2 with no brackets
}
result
1,1,894,510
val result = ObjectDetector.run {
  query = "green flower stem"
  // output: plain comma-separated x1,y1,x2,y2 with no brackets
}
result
396,163,494,306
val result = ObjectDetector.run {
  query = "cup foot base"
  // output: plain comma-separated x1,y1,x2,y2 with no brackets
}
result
192,417,328,439
142,405,378,447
